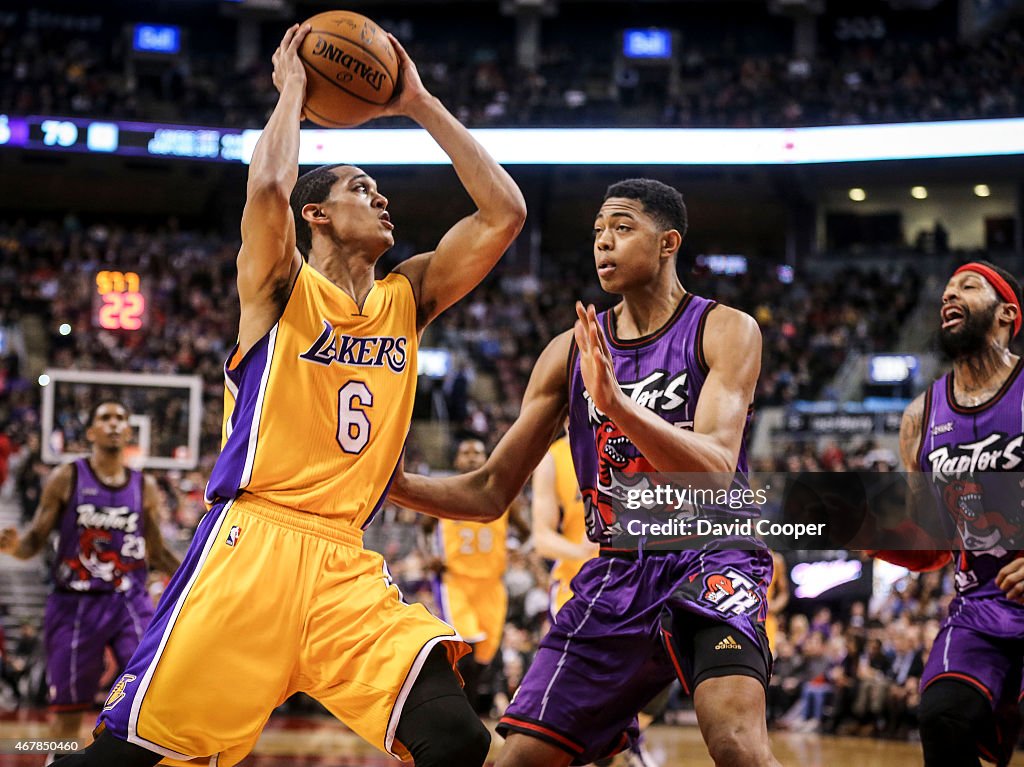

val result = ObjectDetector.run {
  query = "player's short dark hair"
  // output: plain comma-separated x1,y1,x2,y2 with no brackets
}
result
289,164,351,260
604,178,688,240
975,260,1022,305
87,399,129,426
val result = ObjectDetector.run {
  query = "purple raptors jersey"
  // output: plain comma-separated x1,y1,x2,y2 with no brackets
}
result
568,293,755,548
919,359,1024,605
53,458,148,594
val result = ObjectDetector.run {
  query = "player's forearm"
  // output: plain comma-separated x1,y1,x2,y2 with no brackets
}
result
391,470,506,522
13,532,43,560
604,396,736,480
533,526,587,562
768,592,788,614
405,96,526,229
248,80,304,194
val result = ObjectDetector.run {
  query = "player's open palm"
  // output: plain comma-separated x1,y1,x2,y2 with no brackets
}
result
575,301,622,417
271,23,310,95
379,33,430,118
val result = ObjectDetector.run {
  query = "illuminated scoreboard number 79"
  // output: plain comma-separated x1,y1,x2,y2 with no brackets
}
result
94,270,146,330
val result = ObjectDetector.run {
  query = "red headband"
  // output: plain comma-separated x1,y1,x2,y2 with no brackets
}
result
953,262,1021,339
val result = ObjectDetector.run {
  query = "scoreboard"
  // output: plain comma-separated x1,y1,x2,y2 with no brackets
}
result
1,112,1023,165
0,114,244,161
94,270,146,331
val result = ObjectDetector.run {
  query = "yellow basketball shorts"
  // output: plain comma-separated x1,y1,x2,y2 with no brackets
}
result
432,573,507,665
549,577,575,620
97,494,468,766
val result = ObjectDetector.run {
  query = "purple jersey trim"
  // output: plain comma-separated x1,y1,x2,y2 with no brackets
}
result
205,328,275,504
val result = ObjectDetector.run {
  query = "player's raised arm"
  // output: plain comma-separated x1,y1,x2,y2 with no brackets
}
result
141,475,181,577
0,463,72,560
385,35,527,330
391,331,571,521
574,301,760,482
236,23,309,353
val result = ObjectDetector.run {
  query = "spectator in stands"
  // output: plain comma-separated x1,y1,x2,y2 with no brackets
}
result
2,12,1023,128
824,633,866,735
851,637,893,735
783,632,833,732
883,627,924,739
0,621,45,708
14,433,45,526
766,634,803,725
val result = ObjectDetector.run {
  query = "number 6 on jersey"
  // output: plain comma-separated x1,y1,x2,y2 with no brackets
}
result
337,381,373,454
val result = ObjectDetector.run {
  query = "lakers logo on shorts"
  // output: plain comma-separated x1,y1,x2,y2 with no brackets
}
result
103,674,137,711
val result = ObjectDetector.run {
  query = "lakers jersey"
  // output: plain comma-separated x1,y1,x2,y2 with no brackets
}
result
547,436,591,588
437,515,508,581
205,264,417,526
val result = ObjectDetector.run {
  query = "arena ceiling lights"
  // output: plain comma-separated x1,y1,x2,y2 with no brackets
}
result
241,118,1024,166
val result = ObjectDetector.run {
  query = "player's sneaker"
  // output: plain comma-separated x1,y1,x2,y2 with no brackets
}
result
625,738,661,767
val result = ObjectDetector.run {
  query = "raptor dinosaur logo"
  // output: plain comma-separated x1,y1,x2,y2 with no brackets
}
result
582,421,656,536
942,478,1020,555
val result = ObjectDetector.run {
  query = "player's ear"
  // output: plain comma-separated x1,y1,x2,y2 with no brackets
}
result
301,203,329,226
1000,301,1019,335
661,229,682,259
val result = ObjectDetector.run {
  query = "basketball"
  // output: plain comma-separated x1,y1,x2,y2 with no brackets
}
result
298,11,399,127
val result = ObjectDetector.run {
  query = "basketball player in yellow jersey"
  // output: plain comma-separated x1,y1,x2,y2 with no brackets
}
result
531,434,597,618
71,23,526,767
424,437,529,713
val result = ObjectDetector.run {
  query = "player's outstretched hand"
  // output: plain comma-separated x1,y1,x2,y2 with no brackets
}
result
379,33,431,118
0,527,19,556
574,301,623,417
996,556,1024,603
271,23,310,96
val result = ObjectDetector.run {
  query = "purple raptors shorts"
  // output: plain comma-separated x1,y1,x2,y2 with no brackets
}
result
44,589,155,710
922,597,1024,708
497,548,772,764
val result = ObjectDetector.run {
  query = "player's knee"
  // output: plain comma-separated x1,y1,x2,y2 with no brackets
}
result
705,724,771,767
439,714,491,767
417,706,490,766
398,694,490,767
919,680,990,742
434,703,490,764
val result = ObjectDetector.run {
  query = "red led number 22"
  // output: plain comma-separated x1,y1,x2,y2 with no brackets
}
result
98,292,146,330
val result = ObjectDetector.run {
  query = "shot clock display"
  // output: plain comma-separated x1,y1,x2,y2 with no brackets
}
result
94,270,146,331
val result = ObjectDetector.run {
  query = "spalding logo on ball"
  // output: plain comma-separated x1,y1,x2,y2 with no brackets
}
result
298,11,399,127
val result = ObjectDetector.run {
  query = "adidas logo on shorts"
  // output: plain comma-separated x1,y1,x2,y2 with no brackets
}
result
714,635,742,651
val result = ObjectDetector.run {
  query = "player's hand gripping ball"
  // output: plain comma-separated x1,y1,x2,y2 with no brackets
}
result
298,11,399,127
